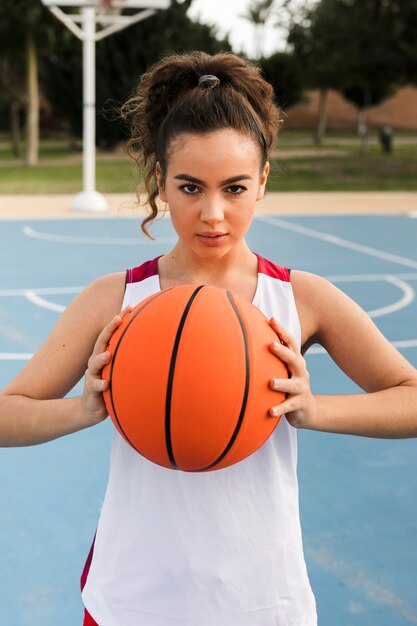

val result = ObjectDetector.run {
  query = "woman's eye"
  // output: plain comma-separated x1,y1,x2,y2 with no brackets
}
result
226,185,246,195
180,184,200,195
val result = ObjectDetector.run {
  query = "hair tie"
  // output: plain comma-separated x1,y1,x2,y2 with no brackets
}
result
198,74,220,89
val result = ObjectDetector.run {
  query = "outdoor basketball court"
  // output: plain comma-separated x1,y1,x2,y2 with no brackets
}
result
0,210,416,625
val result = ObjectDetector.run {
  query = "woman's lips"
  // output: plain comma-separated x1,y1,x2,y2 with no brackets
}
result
196,232,228,246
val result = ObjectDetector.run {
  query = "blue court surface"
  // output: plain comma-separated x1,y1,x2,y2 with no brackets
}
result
0,212,416,625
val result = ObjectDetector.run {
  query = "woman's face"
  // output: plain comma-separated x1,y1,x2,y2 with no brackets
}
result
156,129,269,261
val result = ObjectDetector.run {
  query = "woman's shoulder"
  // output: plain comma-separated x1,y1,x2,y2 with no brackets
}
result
80,272,126,320
290,269,331,299
57,272,127,337
290,270,354,349
290,269,354,309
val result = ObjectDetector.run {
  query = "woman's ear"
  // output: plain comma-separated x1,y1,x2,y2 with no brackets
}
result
155,162,167,202
256,161,270,202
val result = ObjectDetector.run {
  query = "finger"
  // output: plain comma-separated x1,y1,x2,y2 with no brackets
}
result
88,349,111,377
269,340,301,373
270,317,299,352
94,312,128,355
85,368,109,396
120,305,133,318
269,396,298,418
270,377,304,395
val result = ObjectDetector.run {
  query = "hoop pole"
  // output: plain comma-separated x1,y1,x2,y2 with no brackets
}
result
72,5,107,211
83,6,95,195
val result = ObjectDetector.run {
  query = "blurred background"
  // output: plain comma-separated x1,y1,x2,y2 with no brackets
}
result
0,0,416,196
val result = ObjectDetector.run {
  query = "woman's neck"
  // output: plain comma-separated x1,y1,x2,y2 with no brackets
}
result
159,240,256,284
158,241,260,302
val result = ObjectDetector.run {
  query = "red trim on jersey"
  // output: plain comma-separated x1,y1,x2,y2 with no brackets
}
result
80,534,96,592
126,254,289,285
83,608,99,626
255,253,290,282
81,537,99,624
126,256,160,284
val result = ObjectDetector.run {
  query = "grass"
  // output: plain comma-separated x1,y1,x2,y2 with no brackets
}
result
267,150,417,191
0,161,135,194
1,132,417,194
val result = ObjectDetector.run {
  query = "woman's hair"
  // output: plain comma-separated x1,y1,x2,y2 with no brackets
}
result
121,51,282,238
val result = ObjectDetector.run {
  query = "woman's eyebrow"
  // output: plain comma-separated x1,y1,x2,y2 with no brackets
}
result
174,174,252,186
221,175,252,185
174,174,206,186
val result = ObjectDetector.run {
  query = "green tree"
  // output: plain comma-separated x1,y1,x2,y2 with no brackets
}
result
42,31,83,140
288,0,414,150
0,58,25,157
397,0,417,85
337,0,403,154
288,0,351,144
259,51,303,110
0,0,60,164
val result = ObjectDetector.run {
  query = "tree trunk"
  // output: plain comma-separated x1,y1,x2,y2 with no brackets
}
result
10,101,21,158
314,88,328,145
358,85,371,156
25,33,39,166
358,108,368,156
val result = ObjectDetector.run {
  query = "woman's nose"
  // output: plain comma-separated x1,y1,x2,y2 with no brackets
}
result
200,196,225,224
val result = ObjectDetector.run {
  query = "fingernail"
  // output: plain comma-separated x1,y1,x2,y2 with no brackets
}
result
273,341,280,350
272,378,280,389
270,407,279,417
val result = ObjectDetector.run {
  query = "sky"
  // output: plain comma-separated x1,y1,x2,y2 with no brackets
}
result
187,0,288,58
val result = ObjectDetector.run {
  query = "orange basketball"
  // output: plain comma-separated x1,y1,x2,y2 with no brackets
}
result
102,285,288,472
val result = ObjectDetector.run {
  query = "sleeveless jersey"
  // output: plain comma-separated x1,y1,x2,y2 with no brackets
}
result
81,253,317,626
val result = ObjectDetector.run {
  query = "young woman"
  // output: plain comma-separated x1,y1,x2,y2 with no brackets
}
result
1,52,416,626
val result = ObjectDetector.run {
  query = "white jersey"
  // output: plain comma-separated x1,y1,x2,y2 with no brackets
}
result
81,254,317,626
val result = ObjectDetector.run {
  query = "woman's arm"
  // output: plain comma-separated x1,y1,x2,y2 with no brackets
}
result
269,270,417,438
0,272,126,446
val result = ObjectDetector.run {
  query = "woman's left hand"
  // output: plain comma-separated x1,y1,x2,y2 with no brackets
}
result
268,317,317,429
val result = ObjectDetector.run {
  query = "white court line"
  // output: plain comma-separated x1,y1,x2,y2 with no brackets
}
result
24,290,65,313
3,338,417,362
0,286,83,297
0,274,415,319
0,287,83,313
328,275,415,319
23,225,176,246
367,277,414,317
325,272,417,282
256,216,417,270
0,353,33,360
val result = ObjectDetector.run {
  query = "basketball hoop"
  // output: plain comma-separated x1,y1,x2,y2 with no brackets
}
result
41,0,170,212
96,0,122,26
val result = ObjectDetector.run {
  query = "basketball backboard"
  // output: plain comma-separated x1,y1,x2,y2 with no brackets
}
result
41,1,170,8
41,0,170,41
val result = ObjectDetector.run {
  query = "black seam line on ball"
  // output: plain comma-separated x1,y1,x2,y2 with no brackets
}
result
199,290,250,471
165,285,205,470
110,290,168,454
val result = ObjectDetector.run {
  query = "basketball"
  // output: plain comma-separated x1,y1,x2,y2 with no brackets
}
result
102,285,288,472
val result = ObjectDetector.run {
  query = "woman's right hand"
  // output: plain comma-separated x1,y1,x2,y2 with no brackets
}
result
80,306,132,428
